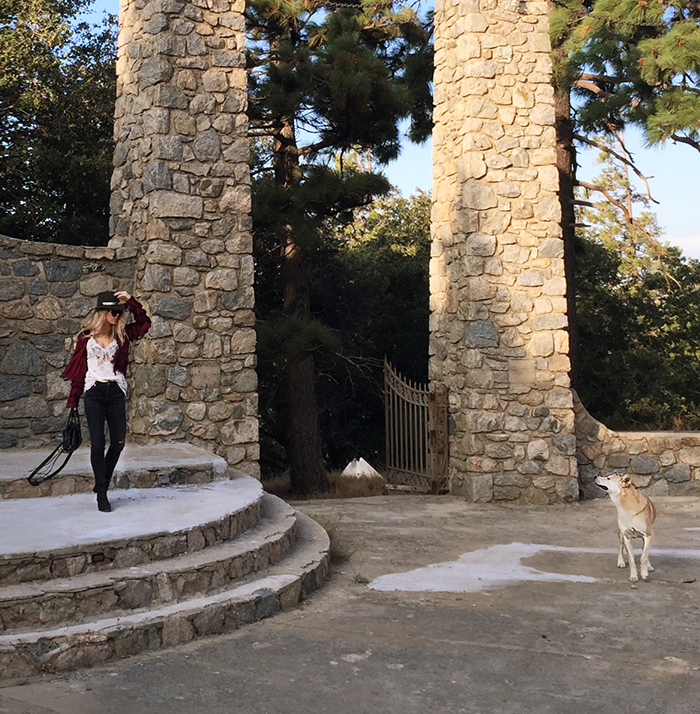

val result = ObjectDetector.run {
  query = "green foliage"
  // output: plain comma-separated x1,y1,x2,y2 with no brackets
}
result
330,189,431,381
577,238,700,430
248,0,432,484
310,190,431,467
578,137,666,277
555,0,700,150
247,0,432,159
0,2,116,244
575,150,700,430
256,190,431,475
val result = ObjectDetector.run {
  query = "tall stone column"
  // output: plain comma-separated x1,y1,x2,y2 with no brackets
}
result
430,0,577,503
111,0,258,476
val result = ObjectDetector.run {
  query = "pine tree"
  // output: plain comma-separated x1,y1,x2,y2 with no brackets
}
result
0,2,116,244
247,0,432,494
550,0,700,386
575,145,700,429
553,0,700,152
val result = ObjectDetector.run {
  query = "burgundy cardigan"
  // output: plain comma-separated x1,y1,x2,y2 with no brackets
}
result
62,296,151,408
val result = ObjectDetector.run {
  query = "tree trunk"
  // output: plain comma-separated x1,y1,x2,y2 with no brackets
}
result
276,118,330,495
554,87,579,391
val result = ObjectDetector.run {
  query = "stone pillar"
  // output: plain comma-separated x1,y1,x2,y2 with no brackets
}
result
430,0,577,503
111,0,258,476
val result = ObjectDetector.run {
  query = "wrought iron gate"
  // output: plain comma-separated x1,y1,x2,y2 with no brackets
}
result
384,360,449,493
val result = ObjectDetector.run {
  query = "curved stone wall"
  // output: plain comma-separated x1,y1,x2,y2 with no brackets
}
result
574,394,700,498
0,235,136,448
0,0,259,478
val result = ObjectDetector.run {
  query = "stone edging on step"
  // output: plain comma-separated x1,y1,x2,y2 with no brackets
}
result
0,512,330,680
0,497,262,586
0,450,230,501
0,496,296,632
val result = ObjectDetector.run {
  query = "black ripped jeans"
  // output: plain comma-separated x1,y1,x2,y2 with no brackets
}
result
83,381,127,494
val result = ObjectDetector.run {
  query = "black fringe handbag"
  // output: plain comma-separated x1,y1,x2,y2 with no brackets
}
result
27,408,83,486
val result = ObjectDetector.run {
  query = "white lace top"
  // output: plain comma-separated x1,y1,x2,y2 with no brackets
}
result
84,337,128,396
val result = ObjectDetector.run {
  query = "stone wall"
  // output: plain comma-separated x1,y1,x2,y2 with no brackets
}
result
0,0,259,477
110,0,258,476
575,394,700,498
0,235,136,448
430,0,577,503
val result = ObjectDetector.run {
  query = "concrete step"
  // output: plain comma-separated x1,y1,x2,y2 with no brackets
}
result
0,443,229,499
0,477,264,585
0,494,297,633
0,512,329,679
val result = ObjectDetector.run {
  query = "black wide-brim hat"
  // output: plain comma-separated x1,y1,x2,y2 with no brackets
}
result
95,291,126,312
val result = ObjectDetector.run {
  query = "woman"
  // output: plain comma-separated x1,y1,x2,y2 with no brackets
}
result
62,290,151,512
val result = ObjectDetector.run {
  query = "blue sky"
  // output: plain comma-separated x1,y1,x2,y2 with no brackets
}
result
86,1,699,260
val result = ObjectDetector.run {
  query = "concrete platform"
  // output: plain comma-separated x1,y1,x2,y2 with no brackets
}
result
0,478,262,557
0,495,298,631
1,493,698,713
0,443,330,679
0,444,229,499
0,478,264,585
0,513,329,679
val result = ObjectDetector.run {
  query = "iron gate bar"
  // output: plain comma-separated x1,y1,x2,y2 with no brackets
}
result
384,360,448,493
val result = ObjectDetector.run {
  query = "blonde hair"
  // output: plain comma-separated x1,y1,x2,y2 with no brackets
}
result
83,309,127,345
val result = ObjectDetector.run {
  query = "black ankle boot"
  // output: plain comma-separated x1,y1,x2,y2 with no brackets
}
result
97,492,112,512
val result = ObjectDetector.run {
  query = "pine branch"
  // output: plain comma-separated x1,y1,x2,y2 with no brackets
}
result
578,180,679,292
670,133,700,153
578,72,624,85
573,133,659,204
573,78,613,98
577,180,636,230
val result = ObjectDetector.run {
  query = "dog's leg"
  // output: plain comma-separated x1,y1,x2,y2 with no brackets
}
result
622,531,639,582
617,529,626,568
640,532,654,580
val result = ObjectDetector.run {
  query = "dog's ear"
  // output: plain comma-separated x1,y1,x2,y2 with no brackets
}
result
621,475,632,487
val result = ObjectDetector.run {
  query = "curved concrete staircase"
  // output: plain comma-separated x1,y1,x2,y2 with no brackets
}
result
0,445,329,680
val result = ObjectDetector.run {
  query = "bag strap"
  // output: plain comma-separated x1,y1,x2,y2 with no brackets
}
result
27,446,74,486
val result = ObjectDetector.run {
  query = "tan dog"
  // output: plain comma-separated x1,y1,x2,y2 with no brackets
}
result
595,474,656,582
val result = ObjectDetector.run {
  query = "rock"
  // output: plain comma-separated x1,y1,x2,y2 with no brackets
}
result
630,456,660,475
341,458,384,480
168,366,191,387
552,433,576,456
1,395,49,418
32,335,64,352
664,464,691,483
143,161,172,192
151,295,192,321
0,278,24,301
13,261,39,277
142,401,184,436
192,130,221,162
151,191,203,219
0,431,18,447
0,377,30,401
1,343,45,375
43,260,82,282
139,57,174,88
526,439,549,462
464,320,498,348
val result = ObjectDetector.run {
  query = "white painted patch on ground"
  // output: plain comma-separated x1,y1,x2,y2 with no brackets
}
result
369,542,700,593
340,651,372,663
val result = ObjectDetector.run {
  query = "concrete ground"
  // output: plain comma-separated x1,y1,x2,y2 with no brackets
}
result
1,493,699,714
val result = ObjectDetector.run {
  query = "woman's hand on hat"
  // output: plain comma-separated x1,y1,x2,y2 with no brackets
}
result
114,291,131,301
